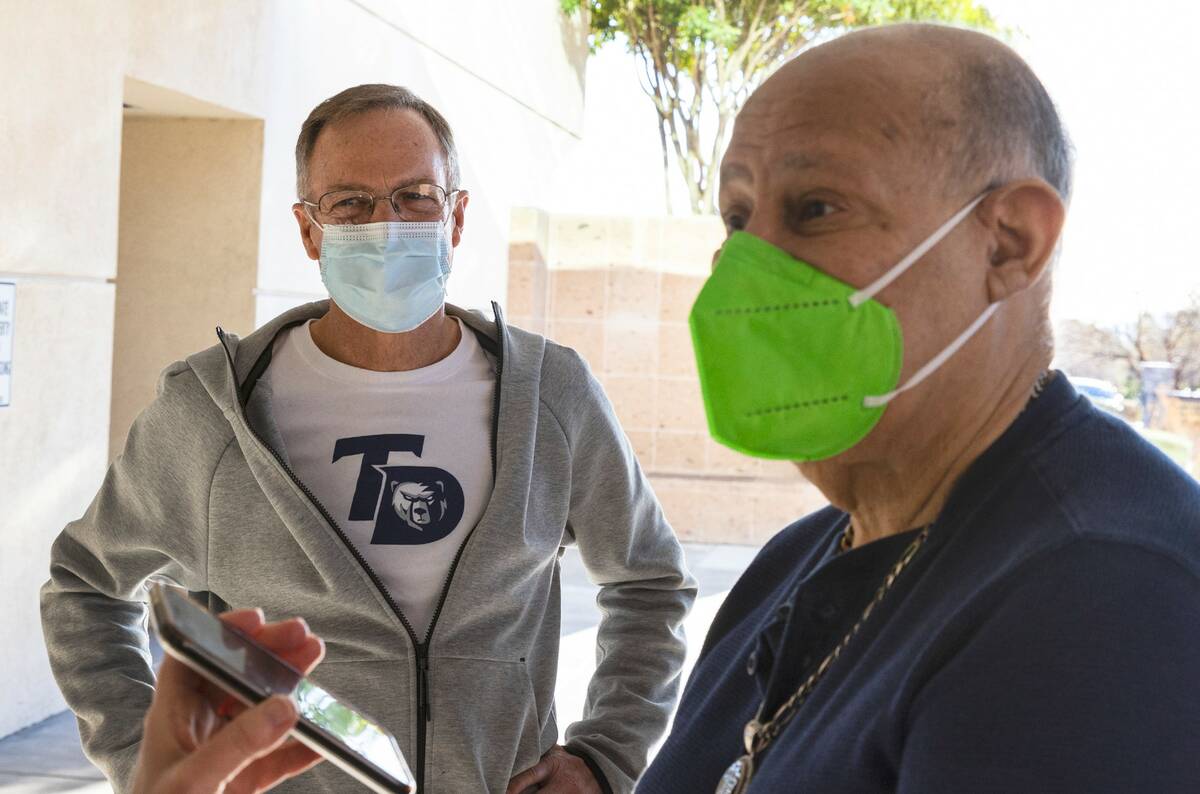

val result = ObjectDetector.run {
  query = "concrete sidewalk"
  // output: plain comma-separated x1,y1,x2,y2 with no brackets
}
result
0,542,759,793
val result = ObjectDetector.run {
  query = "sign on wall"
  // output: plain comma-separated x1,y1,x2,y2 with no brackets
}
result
0,282,13,407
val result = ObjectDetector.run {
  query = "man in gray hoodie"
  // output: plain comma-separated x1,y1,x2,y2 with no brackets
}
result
40,84,696,794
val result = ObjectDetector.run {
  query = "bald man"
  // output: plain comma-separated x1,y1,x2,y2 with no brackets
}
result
638,23,1200,794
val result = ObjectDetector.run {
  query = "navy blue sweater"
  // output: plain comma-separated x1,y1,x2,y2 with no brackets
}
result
639,374,1200,793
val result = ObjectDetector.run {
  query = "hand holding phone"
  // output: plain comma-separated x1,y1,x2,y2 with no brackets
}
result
147,585,415,793
133,608,325,794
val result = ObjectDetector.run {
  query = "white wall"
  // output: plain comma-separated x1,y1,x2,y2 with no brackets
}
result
0,0,586,739
242,0,588,321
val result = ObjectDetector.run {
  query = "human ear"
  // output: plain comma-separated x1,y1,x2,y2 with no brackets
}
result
293,204,321,261
979,180,1065,302
450,191,469,248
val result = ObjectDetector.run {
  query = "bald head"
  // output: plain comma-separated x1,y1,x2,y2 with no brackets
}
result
718,22,1069,476
756,24,1072,200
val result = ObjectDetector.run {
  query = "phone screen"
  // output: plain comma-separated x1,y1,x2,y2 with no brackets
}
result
292,678,409,781
159,589,411,785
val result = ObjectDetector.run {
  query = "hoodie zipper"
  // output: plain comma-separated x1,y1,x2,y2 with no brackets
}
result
421,303,505,642
215,305,505,793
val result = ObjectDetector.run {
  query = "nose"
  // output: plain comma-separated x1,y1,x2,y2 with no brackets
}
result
370,194,405,223
742,212,784,248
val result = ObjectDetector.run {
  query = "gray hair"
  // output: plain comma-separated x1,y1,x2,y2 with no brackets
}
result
295,84,461,198
933,38,1074,201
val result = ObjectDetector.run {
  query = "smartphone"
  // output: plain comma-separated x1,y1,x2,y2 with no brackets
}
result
148,584,415,793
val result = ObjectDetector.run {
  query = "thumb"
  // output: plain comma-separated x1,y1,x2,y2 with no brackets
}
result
171,696,298,791
506,756,553,794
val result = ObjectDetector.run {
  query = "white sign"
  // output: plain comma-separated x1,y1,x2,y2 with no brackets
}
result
0,282,13,407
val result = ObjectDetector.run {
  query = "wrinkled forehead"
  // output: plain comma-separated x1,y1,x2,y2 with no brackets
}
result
724,50,934,185
309,108,448,191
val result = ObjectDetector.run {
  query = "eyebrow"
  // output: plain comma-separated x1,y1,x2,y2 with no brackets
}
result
781,152,826,170
719,162,753,184
720,152,831,185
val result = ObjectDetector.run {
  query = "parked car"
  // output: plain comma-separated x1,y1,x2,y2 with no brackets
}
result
1068,376,1127,416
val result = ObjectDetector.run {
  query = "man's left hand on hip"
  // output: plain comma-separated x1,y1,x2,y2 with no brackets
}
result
506,745,602,794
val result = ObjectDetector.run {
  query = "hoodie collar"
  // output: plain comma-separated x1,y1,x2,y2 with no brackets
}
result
196,300,504,414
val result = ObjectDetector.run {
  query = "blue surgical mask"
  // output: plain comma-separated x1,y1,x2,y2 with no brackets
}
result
318,221,452,334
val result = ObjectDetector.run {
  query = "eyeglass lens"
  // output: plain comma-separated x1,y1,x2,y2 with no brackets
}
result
316,184,449,224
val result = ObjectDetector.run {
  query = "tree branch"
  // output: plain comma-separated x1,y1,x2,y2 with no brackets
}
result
583,0,1000,215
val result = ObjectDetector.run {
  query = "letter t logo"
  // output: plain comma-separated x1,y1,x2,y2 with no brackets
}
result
332,434,425,521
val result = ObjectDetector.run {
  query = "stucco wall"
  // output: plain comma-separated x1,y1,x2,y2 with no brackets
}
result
0,0,586,739
0,281,114,742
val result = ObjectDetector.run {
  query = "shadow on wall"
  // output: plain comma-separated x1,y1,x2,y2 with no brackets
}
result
508,209,826,545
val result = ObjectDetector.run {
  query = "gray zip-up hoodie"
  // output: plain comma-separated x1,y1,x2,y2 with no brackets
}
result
40,300,696,794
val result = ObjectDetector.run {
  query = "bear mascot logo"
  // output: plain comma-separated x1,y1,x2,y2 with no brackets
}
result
391,480,449,531
370,465,465,545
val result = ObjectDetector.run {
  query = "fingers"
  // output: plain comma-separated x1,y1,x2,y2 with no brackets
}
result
224,613,327,675
249,617,310,650
537,777,596,794
509,748,602,794
152,651,202,695
279,634,325,675
219,608,266,635
152,610,265,696
170,695,298,792
255,619,324,674
506,757,553,794
225,740,323,794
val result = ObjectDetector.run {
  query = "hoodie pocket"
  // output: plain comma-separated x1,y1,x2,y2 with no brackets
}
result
424,656,548,794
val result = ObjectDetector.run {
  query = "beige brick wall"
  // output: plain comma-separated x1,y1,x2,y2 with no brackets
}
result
508,209,827,546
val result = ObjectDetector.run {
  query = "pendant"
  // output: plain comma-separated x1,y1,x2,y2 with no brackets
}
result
715,754,754,794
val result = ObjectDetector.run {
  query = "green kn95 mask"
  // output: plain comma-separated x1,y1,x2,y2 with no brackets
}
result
689,193,996,461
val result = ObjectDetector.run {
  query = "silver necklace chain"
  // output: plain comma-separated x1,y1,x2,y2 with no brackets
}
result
715,369,1053,794
1031,369,1053,401
715,524,930,794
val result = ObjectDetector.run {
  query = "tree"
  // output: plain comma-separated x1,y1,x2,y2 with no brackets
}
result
561,0,999,214
1056,297,1200,393
1162,301,1200,389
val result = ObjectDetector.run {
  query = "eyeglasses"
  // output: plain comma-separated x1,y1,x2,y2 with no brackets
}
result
301,182,463,226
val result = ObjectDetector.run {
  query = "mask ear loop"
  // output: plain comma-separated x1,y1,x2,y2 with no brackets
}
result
303,202,327,232
863,302,999,408
848,193,989,309
847,192,993,408
438,206,458,276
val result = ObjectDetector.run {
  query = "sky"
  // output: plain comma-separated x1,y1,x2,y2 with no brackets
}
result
554,0,1200,327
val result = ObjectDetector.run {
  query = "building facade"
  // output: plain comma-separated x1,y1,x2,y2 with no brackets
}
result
0,0,587,739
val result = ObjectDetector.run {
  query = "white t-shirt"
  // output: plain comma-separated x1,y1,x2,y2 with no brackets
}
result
263,318,494,639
